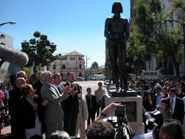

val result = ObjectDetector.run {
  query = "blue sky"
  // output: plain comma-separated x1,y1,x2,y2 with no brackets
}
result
1,0,130,68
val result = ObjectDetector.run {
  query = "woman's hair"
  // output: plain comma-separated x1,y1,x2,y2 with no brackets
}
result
146,91,152,98
20,84,32,97
161,98,169,105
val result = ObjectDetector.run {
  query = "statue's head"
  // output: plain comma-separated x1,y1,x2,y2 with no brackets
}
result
112,2,123,13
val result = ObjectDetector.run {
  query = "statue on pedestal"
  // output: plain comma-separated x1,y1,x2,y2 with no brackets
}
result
104,2,129,91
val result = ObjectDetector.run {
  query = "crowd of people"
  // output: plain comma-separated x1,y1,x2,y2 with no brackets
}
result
129,79,185,132
0,71,185,138
0,71,106,139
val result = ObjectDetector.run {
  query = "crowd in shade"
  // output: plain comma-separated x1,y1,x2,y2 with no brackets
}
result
0,71,185,139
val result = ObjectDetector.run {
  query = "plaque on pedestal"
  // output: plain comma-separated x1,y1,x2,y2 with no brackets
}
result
104,94,144,135
109,89,138,97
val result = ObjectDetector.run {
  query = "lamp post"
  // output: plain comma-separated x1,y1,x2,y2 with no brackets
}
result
0,21,16,27
53,62,57,74
183,23,185,76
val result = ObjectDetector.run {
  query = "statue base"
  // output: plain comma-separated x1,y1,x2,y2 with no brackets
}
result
104,92,144,135
108,89,138,97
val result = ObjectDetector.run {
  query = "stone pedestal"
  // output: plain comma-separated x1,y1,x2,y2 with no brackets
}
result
104,92,144,135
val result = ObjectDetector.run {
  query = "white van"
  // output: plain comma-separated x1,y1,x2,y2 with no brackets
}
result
89,74,105,81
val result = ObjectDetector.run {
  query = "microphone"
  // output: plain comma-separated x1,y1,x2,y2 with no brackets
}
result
0,44,29,67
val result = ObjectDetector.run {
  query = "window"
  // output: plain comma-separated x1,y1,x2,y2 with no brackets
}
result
62,65,66,69
79,64,81,69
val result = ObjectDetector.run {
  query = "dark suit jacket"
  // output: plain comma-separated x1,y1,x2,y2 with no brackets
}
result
21,96,39,129
9,86,23,119
86,94,97,113
143,98,156,112
9,86,25,138
63,82,81,135
176,92,185,99
32,80,44,123
168,96,184,123
162,106,172,119
63,82,81,115
33,80,43,98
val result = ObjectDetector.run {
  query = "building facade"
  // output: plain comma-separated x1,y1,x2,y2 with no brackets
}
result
48,51,85,79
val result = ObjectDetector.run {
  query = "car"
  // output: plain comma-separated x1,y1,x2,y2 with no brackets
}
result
76,77,85,81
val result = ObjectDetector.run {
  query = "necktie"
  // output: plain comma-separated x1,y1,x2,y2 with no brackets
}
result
89,95,92,107
170,98,173,113
58,87,61,94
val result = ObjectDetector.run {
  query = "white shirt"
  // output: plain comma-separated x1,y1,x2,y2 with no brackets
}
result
183,97,185,112
171,96,176,114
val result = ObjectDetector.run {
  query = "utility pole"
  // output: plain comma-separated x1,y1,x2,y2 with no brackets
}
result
86,55,91,77
86,55,91,70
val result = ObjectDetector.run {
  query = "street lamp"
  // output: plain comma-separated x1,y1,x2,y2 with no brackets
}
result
53,62,57,74
183,23,185,76
0,21,16,27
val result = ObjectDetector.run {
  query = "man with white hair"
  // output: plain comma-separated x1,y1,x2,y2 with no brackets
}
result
41,71,71,139
16,71,27,81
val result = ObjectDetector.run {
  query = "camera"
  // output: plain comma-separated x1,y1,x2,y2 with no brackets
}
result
0,113,9,124
107,105,134,139
146,110,163,139
0,105,10,124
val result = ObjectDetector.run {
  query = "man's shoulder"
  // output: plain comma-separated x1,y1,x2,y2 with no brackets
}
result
94,89,99,93
74,82,80,86
176,96,183,102
41,83,49,90
9,87,19,93
33,80,42,86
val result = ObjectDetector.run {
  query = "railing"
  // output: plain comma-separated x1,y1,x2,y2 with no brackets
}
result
60,68,85,72
140,70,164,79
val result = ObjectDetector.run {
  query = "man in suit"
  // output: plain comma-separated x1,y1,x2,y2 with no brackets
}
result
168,88,184,124
9,77,26,139
175,83,185,99
153,87,162,108
160,98,172,119
148,82,156,95
86,87,97,126
63,72,81,136
40,71,71,139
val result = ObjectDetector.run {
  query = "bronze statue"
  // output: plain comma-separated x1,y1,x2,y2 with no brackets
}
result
104,2,129,91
